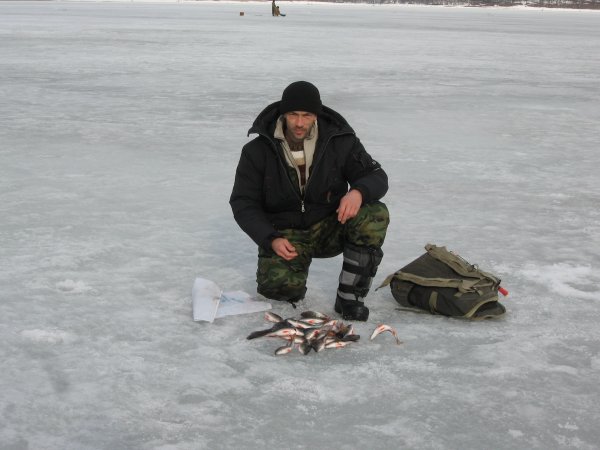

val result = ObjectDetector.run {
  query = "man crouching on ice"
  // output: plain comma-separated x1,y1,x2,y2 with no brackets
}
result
229,81,389,321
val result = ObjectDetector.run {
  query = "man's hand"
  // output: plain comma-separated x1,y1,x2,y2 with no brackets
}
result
337,189,363,224
271,237,298,261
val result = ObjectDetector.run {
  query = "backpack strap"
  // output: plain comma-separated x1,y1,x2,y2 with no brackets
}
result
378,270,492,295
425,243,500,287
391,271,487,294
428,291,438,314
376,271,397,290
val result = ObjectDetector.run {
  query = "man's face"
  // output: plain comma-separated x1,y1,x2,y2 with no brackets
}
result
284,111,317,143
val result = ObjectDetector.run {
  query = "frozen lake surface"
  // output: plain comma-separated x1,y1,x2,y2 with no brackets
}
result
1,1,599,448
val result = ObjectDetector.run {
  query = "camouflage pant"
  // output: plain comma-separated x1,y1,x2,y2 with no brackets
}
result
257,201,389,302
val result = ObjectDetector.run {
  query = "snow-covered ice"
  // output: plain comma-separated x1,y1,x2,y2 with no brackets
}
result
1,1,599,448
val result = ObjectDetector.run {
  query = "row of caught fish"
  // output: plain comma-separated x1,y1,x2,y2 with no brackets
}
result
247,310,402,356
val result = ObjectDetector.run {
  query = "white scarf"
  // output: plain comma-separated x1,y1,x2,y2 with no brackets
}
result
274,116,318,192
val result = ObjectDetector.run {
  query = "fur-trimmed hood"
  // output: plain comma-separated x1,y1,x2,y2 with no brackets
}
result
247,101,355,140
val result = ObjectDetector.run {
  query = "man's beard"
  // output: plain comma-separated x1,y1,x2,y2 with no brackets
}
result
285,127,307,144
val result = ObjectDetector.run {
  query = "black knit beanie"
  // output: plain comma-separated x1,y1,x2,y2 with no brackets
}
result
280,81,322,115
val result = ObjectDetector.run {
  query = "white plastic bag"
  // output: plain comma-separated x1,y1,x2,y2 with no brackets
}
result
192,277,271,323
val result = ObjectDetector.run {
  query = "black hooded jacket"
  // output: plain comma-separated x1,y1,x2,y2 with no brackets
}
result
230,101,388,250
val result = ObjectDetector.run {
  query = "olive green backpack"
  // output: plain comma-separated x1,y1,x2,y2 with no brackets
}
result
378,244,507,319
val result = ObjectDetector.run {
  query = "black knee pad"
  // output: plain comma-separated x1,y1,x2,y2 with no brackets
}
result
343,243,383,278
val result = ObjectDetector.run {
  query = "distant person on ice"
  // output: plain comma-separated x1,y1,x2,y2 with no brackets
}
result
230,81,389,321
272,0,277,16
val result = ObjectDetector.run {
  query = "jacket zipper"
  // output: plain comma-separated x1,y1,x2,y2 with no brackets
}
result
259,132,306,212
303,131,347,193
259,130,354,213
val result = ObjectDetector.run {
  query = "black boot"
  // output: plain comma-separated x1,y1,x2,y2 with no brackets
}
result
334,295,370,321
334,244,383,322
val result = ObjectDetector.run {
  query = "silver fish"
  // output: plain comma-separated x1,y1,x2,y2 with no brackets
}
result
292,335,306,345
324,336,337,346
301,317,327,326
266,328,298,338
251,311,365,355
300,310,330,320
338,323,354,338
370,324,402,345
322,319,340,331
286,319,313,329
311,336,327,353
274,344,293,355
298,341,312,355
264,311,284,323
341,334,360,342
325,340,351,349
246,321,290,340
303,327,326,342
